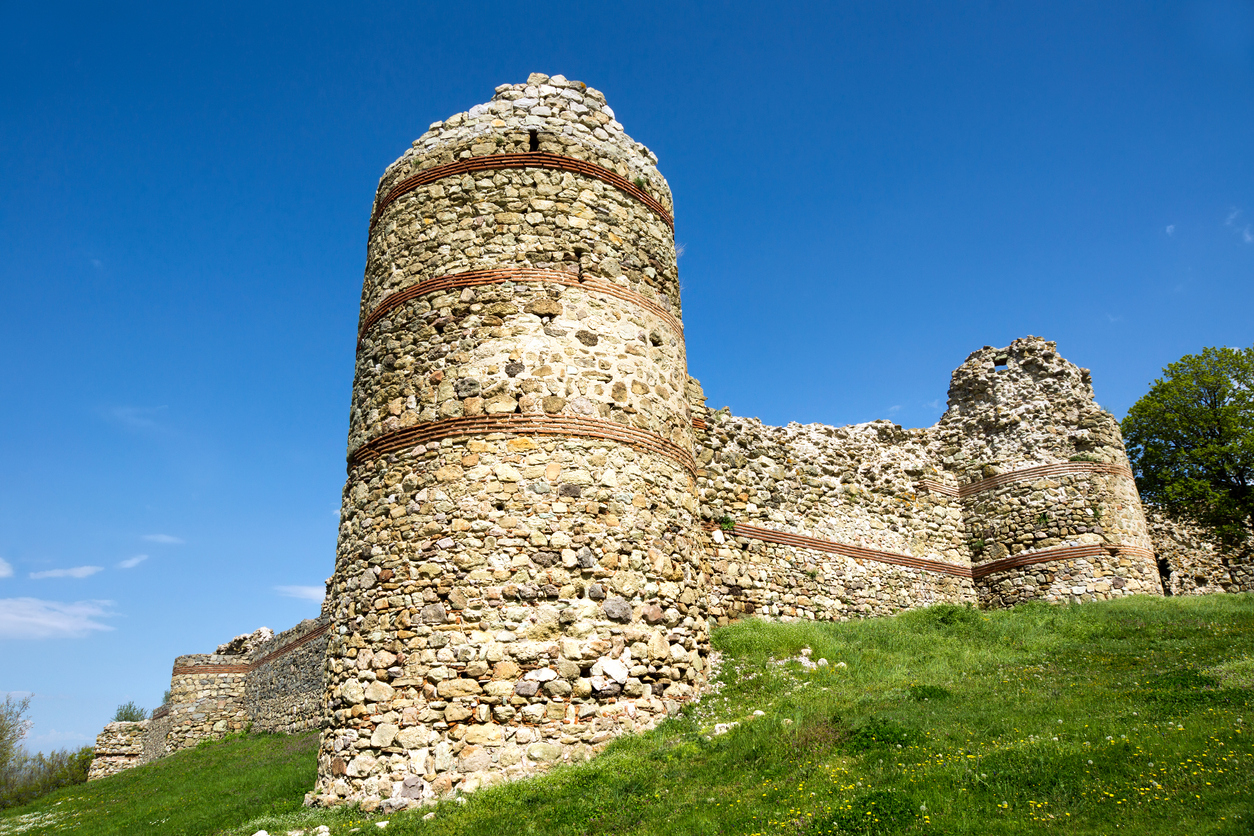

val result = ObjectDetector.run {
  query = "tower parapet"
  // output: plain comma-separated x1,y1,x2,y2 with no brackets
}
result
315,74,708,810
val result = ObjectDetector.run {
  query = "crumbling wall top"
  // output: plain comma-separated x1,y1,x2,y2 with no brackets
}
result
374,73,671,213
939,336,1127,479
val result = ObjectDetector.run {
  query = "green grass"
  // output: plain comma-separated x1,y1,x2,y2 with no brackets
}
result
0,732,325,835
4,594,1252,835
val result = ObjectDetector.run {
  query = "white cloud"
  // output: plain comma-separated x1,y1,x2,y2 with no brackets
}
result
106,405,167,431
29,566,103,580
0,598,116,638
117,555,148,569
142,534,183,544
1166,224,1175,236
275,585,325,602
0,558,12,579
1224,208,1253,243
924,399,942,410
887,405,902,414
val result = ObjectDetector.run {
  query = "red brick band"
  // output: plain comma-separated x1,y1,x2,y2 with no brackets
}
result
171,622,331,676
171,663,250,675
350,414,697,477
917,461,1136,499
972,543,1153,579
358,267,682,344
250,622,332,668
709,521,1153,582
370,152,673,231
705,521,973,578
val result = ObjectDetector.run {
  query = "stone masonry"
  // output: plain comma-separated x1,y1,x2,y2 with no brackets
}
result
314,72,705,811
89,74,1251,804
88,617,330,779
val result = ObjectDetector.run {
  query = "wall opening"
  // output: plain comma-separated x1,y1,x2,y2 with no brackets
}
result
529,130,539,152
1156,557,1174,596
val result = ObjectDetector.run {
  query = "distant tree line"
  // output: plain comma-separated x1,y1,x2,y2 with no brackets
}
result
0,695,152,809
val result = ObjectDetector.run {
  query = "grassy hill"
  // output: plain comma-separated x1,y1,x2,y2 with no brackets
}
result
3,593,1251,835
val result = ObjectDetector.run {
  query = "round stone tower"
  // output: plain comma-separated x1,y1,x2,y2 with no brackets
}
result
938,337,1160,607
313,74,709,810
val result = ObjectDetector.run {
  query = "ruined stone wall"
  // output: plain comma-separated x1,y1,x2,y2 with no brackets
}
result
246,618,331,734
159,620,329,750
142,705,172,761
692,380,975,622
87,617,330,780
1146,508,1254,596
693,337,1159,620
162,654,251,752
940,340,1159,607
314,73,708,812
86,721,148,781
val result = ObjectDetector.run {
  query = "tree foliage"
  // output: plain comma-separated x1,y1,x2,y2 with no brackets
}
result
0,694,93,809
0,695,32,774
1121,345,1254,546
0,745,94,809
112,701,147,722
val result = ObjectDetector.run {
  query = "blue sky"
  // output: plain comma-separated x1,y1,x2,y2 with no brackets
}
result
2,1,1252,753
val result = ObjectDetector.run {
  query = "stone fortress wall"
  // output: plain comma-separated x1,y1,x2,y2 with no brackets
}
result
89,74,1252,802
88,616,330,780
1144,509,1254,597
693,337,1163,624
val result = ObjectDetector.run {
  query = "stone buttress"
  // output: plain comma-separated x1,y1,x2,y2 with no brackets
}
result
313,73,709,810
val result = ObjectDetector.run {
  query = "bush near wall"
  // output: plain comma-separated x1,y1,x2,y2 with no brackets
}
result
0,746,94,809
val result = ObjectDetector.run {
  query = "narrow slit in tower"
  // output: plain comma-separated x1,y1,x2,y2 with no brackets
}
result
529,130,539,152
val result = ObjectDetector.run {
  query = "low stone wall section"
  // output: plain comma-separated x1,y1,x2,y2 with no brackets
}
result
87,615,331,780
705,525,975,622
86,721,148,781
974,546,1162,608
1146,509,1253,596
142,704,173,762
163,655,250,752
246,618,331,734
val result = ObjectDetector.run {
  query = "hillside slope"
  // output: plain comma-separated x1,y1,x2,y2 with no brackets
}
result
3,594,1251,836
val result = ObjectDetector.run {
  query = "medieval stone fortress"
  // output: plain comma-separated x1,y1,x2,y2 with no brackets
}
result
87,74,1252,810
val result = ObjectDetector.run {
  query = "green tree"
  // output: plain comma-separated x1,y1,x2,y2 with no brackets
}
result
112,701,147,722
1121,345,1254,546
0,695,32,773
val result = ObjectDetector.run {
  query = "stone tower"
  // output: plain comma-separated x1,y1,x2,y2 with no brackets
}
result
938,337,1160,606
313,74,710,809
